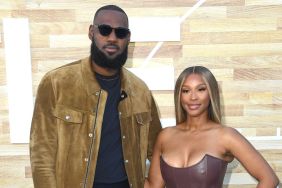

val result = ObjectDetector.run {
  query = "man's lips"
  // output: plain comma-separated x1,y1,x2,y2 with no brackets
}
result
104,45,119,53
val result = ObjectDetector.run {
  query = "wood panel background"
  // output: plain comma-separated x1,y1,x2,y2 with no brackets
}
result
0,0,281,187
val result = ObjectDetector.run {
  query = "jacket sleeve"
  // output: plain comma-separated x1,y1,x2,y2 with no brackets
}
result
147,94,162,161
29,73,57,188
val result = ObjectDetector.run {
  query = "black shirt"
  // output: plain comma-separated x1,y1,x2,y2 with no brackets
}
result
93,72,127,183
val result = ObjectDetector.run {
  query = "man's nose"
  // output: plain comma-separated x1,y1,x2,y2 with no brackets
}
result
107,30,118,41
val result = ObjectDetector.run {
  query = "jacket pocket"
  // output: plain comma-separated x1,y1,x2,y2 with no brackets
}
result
52,105,84,187
135,112,152,126
53,105,83,124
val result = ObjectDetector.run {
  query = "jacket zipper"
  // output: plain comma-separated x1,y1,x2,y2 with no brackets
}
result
83,90,102,188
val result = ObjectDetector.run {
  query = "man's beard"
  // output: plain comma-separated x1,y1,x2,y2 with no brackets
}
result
90,38,128,70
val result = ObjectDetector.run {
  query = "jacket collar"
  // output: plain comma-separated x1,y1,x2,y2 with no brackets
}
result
81,57,133,97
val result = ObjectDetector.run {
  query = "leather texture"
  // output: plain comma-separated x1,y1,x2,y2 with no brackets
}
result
160,154,228,188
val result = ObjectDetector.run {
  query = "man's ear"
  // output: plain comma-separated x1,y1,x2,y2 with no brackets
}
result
88,25,94,40
127,32,131,44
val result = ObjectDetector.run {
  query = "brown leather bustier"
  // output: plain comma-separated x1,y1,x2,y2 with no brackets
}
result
160,154,227,188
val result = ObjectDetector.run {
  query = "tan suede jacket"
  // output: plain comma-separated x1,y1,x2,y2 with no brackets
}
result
30,57,162,188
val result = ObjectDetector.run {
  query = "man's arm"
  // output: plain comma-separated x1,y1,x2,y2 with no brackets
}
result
30,73,58,188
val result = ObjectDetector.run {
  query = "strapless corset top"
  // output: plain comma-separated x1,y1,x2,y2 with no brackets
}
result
160,154,228,188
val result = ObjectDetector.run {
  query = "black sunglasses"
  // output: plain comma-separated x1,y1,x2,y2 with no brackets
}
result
94,24,130,39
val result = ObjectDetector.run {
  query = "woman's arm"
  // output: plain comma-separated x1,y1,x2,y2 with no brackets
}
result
223,127,279,188
145,130,166,188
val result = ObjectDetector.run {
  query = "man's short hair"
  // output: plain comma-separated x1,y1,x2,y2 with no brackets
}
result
94,5,128,24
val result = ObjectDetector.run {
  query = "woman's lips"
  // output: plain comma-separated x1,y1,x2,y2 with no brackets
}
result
188,104,201,110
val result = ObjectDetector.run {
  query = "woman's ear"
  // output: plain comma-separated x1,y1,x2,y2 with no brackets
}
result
88,25,94,40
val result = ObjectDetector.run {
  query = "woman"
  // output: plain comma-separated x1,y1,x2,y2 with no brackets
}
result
145,66,279,188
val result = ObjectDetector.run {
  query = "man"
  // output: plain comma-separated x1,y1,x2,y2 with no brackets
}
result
30,5,162,188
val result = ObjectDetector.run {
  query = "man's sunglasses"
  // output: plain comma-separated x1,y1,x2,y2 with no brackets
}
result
94,24,130,39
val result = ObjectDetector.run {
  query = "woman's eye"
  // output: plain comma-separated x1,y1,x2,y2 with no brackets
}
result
199,87,206,91
182,89,189,93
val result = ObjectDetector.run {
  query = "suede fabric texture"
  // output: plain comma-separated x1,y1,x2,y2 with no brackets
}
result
30,57,162,188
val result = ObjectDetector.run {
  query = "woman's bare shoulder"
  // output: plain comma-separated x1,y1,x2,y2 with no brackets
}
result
220,126,240,136
157,126,178,141
217,126,247,148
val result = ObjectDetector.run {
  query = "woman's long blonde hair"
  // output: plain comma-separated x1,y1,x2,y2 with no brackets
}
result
174,66,221,124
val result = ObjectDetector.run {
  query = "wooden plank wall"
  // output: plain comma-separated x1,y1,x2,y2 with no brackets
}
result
0,0,281,187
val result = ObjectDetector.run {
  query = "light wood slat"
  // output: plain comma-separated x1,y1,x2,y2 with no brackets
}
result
182,31,282,44
0,10,11,17
29,22,89,35
273,93,282,104
256,128,277,136
0,22,2,45
11,10,76,22
221,80,282,92
222,92,278,106
0,178,33,188
0,130,10,145
211,68,234,81
189,18,277,32
0,61,6,85
75,9,95,22
227,5,282,18
0,109,8,122
175,68,234,81
196,0,244,6
239,128,256,137
126,7,227,18
158,106,174,118
0,156,30,177
129,44,182,58
246,0,282,6
0,1,25,9
222,105,244,116
25,166,32,178
223,115,282,128
234,68,282,80
0,96,8,111
25,0,143,9
0,144,29,156
24,0,244,9
244,103,282,116
153,93,174,106
221,92,250,105
0,49,4,63
249,92,273,104
125,58,174,68
278,18,282,29
177,56,282,69
243,104,282,116
49,34,89,48
182,6,227,18
30,34,49,48
183,43,282,57
31,48,89,60
36,60,78,72
228,160,282,173
259,150,282,160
